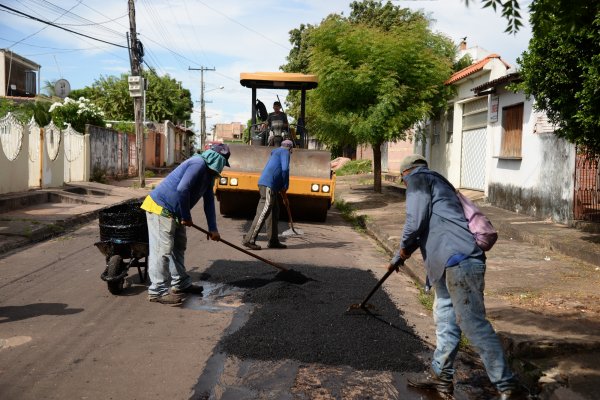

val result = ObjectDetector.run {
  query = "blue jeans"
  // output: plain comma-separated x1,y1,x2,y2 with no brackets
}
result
432,257,516,391
146,212,192,297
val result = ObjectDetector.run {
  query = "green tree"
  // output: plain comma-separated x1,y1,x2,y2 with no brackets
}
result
516,0,600,154
283,2,455,192
0,98,52,126
69,72,193,127
42,80,57,97
464,0,524,33
461,0,599,153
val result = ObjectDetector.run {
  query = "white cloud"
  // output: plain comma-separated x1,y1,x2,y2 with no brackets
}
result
1,0,531,131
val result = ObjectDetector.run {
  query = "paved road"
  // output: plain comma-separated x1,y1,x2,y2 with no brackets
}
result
1,199,498,399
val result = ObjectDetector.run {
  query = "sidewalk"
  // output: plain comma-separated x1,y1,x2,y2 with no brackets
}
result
0,178,161,256
335,174,600,400
1,175,599,398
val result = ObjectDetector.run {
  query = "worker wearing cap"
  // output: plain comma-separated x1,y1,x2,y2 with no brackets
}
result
242,139,294,250
389,155,521,399
141,143,231,305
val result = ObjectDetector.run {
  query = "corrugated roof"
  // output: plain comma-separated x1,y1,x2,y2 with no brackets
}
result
444,54,511,85
471,72,521,93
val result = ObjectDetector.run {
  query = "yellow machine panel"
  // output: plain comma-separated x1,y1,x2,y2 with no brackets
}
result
215,144,335,221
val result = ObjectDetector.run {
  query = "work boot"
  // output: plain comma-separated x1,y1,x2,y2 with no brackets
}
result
407,370,453,394
148,293,183,306
498,385,529,400
267,242,287,249
242,241,261,250
172,284,203,295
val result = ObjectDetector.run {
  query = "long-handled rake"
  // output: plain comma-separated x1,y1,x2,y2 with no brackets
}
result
346,261,403,315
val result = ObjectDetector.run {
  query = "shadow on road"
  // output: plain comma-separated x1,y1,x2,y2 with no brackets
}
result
0,303,83,323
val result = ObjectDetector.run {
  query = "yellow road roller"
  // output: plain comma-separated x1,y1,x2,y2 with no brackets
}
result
214,72,335,222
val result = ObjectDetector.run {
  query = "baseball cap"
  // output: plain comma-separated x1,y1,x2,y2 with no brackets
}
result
399,154,427,174
281,140,294,149
210,143,231,167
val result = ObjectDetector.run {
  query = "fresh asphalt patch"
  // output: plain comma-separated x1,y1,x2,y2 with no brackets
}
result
198,260,429,372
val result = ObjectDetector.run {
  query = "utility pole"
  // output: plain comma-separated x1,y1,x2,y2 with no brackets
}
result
128,0,145,188
189,66,215,151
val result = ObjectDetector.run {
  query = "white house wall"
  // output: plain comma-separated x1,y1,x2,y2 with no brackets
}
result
433,60,509,187
486,88,575,223
165,121,175,166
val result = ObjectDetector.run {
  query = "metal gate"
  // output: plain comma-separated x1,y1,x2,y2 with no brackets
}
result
574,151,600,222
460,98,488,190
460,128,487,190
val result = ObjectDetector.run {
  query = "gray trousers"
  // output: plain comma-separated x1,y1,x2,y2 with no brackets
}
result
244,185,280,244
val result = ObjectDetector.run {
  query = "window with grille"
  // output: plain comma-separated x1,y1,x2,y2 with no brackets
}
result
25,71,36,95
500,103,524,158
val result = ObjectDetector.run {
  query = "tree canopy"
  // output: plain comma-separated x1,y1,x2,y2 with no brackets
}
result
70,71,193,129
282,0,455,191
516,0,600,154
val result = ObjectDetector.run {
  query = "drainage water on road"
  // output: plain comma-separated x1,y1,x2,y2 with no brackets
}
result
182,281,246,312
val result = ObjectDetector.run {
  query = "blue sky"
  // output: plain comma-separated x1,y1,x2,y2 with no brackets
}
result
0,0,532,132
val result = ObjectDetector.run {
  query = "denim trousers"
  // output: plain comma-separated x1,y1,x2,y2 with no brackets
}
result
146,212,192,297
432,257,516,391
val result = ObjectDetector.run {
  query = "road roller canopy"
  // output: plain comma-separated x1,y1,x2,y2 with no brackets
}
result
240,72,318,90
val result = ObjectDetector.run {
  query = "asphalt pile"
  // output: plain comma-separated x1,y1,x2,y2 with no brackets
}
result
201,260,428,373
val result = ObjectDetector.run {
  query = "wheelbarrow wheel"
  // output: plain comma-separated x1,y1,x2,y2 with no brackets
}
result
106,255,125,295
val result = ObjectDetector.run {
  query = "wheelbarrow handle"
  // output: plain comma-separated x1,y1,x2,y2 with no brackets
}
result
190,224,289,272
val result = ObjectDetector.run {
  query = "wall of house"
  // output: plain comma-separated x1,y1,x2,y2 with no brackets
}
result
88,125,132,179
164,121,176,166
356,139,414,175
486,89,576,223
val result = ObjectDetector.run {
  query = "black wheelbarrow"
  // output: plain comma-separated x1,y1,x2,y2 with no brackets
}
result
94,201,149,295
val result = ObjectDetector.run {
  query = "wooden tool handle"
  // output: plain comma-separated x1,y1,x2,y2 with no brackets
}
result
191,224,289,272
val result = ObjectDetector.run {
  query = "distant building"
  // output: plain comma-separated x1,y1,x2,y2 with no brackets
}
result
214,122,244,141
0,50,40,97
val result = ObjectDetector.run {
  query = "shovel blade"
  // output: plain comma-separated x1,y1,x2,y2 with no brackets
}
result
282,227,304,237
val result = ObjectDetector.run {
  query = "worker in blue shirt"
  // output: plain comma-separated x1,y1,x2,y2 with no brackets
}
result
242,140,293,250
141,143,230,305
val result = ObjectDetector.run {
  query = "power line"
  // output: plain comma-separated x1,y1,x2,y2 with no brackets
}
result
0,4,128,49
196,0,290,51
5,0,82,49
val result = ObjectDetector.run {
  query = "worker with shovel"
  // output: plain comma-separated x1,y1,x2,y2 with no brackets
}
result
389,155,523,399
242,139,293,250
140,143,231,306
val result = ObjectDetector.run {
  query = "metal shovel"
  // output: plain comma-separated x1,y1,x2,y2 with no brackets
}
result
281,192,303,236
190,223,310,284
